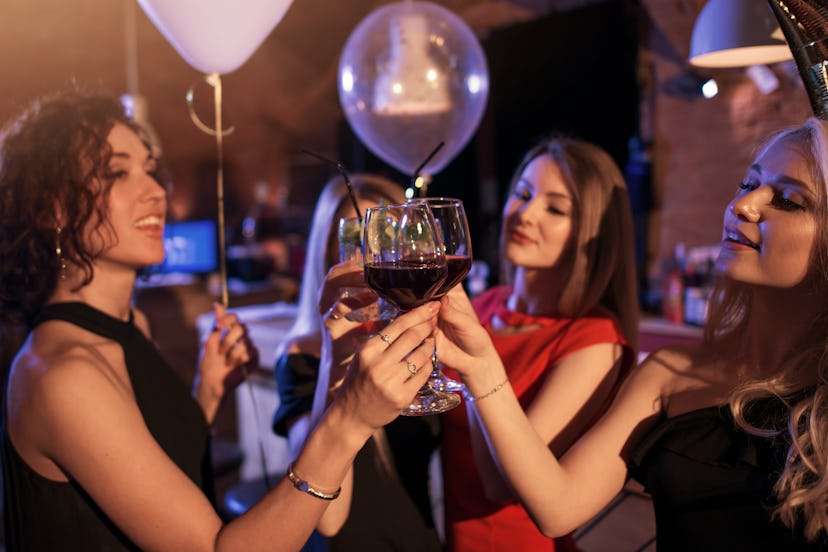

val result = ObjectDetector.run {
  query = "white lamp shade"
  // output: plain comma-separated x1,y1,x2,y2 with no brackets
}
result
690,0,792,68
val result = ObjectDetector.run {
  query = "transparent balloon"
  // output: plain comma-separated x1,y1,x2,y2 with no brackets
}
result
338,1,489,177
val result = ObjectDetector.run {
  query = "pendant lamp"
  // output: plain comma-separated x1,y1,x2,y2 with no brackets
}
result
689,0,792,68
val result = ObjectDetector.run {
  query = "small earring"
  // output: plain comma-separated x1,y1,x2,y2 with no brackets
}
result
56,226,67,280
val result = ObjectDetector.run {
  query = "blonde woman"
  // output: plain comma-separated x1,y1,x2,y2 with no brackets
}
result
272,174,443,550
437,119,828,549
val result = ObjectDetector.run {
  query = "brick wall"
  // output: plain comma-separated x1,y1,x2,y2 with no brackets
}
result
639,0,811,282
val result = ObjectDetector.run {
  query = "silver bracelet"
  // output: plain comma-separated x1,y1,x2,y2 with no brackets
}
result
286,464,341,500
466,377,510,402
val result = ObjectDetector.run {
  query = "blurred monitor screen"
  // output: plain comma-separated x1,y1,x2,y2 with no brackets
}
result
157,220,218,274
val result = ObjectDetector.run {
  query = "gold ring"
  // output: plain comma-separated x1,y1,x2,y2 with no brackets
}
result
406,360,418,376
330,310,343,320
378,332,392,345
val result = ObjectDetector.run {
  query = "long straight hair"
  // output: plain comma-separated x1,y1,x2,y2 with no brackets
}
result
277,174,405,357
276,173,405,476
499,136,639,353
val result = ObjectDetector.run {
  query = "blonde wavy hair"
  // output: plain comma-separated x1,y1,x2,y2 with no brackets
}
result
277,172,406,476
705,118,828,541
278,173,406,351
499,135,639,354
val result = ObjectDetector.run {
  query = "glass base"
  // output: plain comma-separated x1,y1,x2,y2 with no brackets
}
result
400,388,462,416
429,358,465,394
430,373,465,393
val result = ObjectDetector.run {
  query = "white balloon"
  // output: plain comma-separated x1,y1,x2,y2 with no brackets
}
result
137,0,295,75
339,1,489,177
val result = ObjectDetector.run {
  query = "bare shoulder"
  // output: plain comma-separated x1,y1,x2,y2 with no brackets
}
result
636,342,731,411
637,343,704,378
6,331,135,476
286,333,322,356
8,319,132,425
10,336,130,423
611,343,705,410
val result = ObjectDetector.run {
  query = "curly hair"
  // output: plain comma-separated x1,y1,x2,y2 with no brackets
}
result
705,118,828,541
0,90,142,329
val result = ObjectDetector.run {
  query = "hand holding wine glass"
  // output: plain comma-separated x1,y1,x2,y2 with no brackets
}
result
362,200,460,415
419,197,473,395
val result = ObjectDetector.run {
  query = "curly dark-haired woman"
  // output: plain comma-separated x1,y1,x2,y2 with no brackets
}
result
0,90,437,551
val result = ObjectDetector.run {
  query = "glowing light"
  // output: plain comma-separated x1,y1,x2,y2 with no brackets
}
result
341,67,354,92
701,78,718,98
467,75,482,94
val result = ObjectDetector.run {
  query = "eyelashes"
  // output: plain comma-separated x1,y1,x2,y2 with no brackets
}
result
736,181,806,211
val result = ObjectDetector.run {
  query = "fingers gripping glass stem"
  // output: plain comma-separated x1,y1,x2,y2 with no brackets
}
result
362,200,461,415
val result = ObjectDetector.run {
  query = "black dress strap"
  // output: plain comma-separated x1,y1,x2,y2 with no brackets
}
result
32,302,135,342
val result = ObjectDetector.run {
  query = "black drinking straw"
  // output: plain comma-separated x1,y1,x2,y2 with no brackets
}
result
301,149,363,221
411,141,445,195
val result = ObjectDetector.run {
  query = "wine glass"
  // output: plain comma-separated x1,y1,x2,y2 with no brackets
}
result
419,198,472,394
338,215,363,265
362,201,461,415
338,215,395,325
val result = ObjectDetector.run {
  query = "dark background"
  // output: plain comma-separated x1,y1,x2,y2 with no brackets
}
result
339,0,641,285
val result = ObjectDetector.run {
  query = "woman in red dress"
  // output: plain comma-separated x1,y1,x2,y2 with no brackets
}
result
439,136,639,551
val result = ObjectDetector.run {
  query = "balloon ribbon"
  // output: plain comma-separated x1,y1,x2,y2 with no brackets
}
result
187,77,274,487
186,73,235,307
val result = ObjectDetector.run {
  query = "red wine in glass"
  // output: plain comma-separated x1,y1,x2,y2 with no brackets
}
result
417,198,472,397
362,200,459,415
364,260,448,310
434,254,472,298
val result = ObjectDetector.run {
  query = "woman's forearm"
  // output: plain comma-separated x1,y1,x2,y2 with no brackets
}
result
466,401,517,503
193,376,222,425
216,400,371,551
467,384,581,535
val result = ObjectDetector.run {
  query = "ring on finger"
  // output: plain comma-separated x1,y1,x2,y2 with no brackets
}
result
330,309,343,320
406,360,418,376
378,332,393,345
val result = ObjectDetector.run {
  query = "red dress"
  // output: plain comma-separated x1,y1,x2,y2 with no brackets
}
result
440,286,633,551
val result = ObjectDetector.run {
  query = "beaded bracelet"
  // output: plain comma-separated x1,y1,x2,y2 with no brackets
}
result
286,464,341,500
466,377,510,402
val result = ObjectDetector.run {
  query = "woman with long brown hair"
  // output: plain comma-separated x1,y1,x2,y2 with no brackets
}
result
438,135,639,551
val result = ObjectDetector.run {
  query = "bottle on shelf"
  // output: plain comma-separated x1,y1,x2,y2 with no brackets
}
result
682,246,717,326
661,243,685,324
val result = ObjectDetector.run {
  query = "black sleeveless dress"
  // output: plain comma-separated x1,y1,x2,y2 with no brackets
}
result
2,302,212,551
273,352,443,552
630,398,827,551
